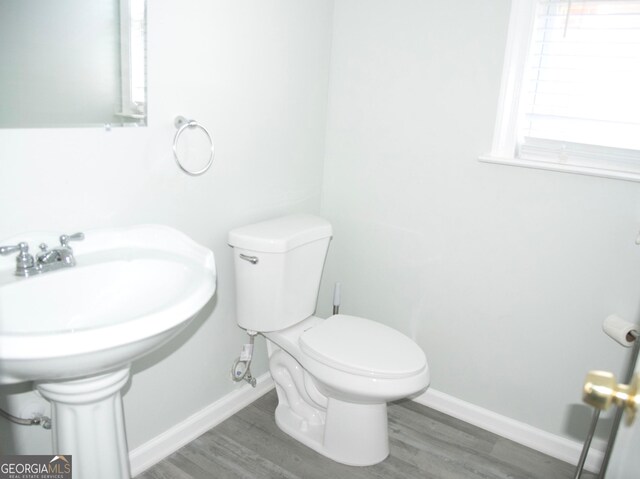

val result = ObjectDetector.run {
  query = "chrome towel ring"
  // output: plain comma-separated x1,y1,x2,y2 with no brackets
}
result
173,116,214,176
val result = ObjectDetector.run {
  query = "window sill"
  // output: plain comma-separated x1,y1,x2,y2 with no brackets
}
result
478,154,640,183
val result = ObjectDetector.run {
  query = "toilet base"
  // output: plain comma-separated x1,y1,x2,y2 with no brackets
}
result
274,396,389,466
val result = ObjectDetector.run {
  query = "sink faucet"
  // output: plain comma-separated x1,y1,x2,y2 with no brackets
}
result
0,232,84,277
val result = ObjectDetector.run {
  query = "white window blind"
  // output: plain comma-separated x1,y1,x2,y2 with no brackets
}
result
519,0,640,169
482,0,640,181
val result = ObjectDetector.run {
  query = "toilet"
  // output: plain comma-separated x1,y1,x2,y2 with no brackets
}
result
228,214,429,466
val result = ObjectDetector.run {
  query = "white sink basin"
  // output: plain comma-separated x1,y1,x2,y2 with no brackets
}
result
0,224,216,385
0,225,216,478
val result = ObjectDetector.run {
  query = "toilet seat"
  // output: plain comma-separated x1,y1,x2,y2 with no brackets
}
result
299,315,427,379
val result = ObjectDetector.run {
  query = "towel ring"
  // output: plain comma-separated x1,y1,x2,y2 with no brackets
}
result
173,116,214,176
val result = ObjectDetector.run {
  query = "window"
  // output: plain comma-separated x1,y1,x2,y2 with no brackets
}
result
481,0,640,181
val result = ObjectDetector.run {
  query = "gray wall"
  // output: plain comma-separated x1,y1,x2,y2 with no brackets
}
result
0,0,334,454
318,0,640,444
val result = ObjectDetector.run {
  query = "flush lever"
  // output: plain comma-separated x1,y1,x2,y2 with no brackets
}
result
239,254,259,265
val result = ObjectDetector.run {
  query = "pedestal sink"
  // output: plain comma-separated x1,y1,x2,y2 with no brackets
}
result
0,225,216,479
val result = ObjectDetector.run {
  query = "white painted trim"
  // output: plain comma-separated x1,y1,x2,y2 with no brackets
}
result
414,388,604,474
489,0,537,158
479,154,640,183
128,376,604,476
129,373,275,477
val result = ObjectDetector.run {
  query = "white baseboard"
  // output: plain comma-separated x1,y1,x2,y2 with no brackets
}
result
413,388,604,474
129,377,603,476
129,373,275,477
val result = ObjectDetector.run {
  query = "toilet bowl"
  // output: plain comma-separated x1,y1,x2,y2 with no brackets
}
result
229,215,429,466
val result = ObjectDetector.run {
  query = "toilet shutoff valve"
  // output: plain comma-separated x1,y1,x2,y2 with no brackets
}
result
231,331,258,388
240,343,253,362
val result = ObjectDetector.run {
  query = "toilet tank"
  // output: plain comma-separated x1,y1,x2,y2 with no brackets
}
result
228,215,332,332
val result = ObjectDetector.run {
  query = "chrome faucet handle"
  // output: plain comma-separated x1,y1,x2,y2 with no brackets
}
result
59,232,85,248
0,242,29,256
0,242,35,274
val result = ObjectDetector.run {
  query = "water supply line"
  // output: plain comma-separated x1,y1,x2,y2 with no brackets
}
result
0,407,51,430
231,330,257,388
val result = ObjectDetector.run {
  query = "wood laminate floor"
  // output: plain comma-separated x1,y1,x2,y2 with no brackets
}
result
137,390,596,479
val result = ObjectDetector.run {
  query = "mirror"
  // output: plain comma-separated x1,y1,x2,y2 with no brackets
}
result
0,0,146,129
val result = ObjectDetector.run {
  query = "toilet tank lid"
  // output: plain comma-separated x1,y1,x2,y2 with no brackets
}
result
228,214,332,253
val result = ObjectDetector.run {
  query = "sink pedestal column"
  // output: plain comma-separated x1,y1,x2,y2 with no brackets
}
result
37,368,131,479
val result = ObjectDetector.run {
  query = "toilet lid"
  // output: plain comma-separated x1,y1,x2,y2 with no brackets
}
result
299,315,427,379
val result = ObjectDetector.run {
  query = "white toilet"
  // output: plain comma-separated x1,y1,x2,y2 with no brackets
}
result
229,214,429,466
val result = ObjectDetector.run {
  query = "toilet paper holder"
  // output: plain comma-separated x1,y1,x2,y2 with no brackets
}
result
603,314,638,347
